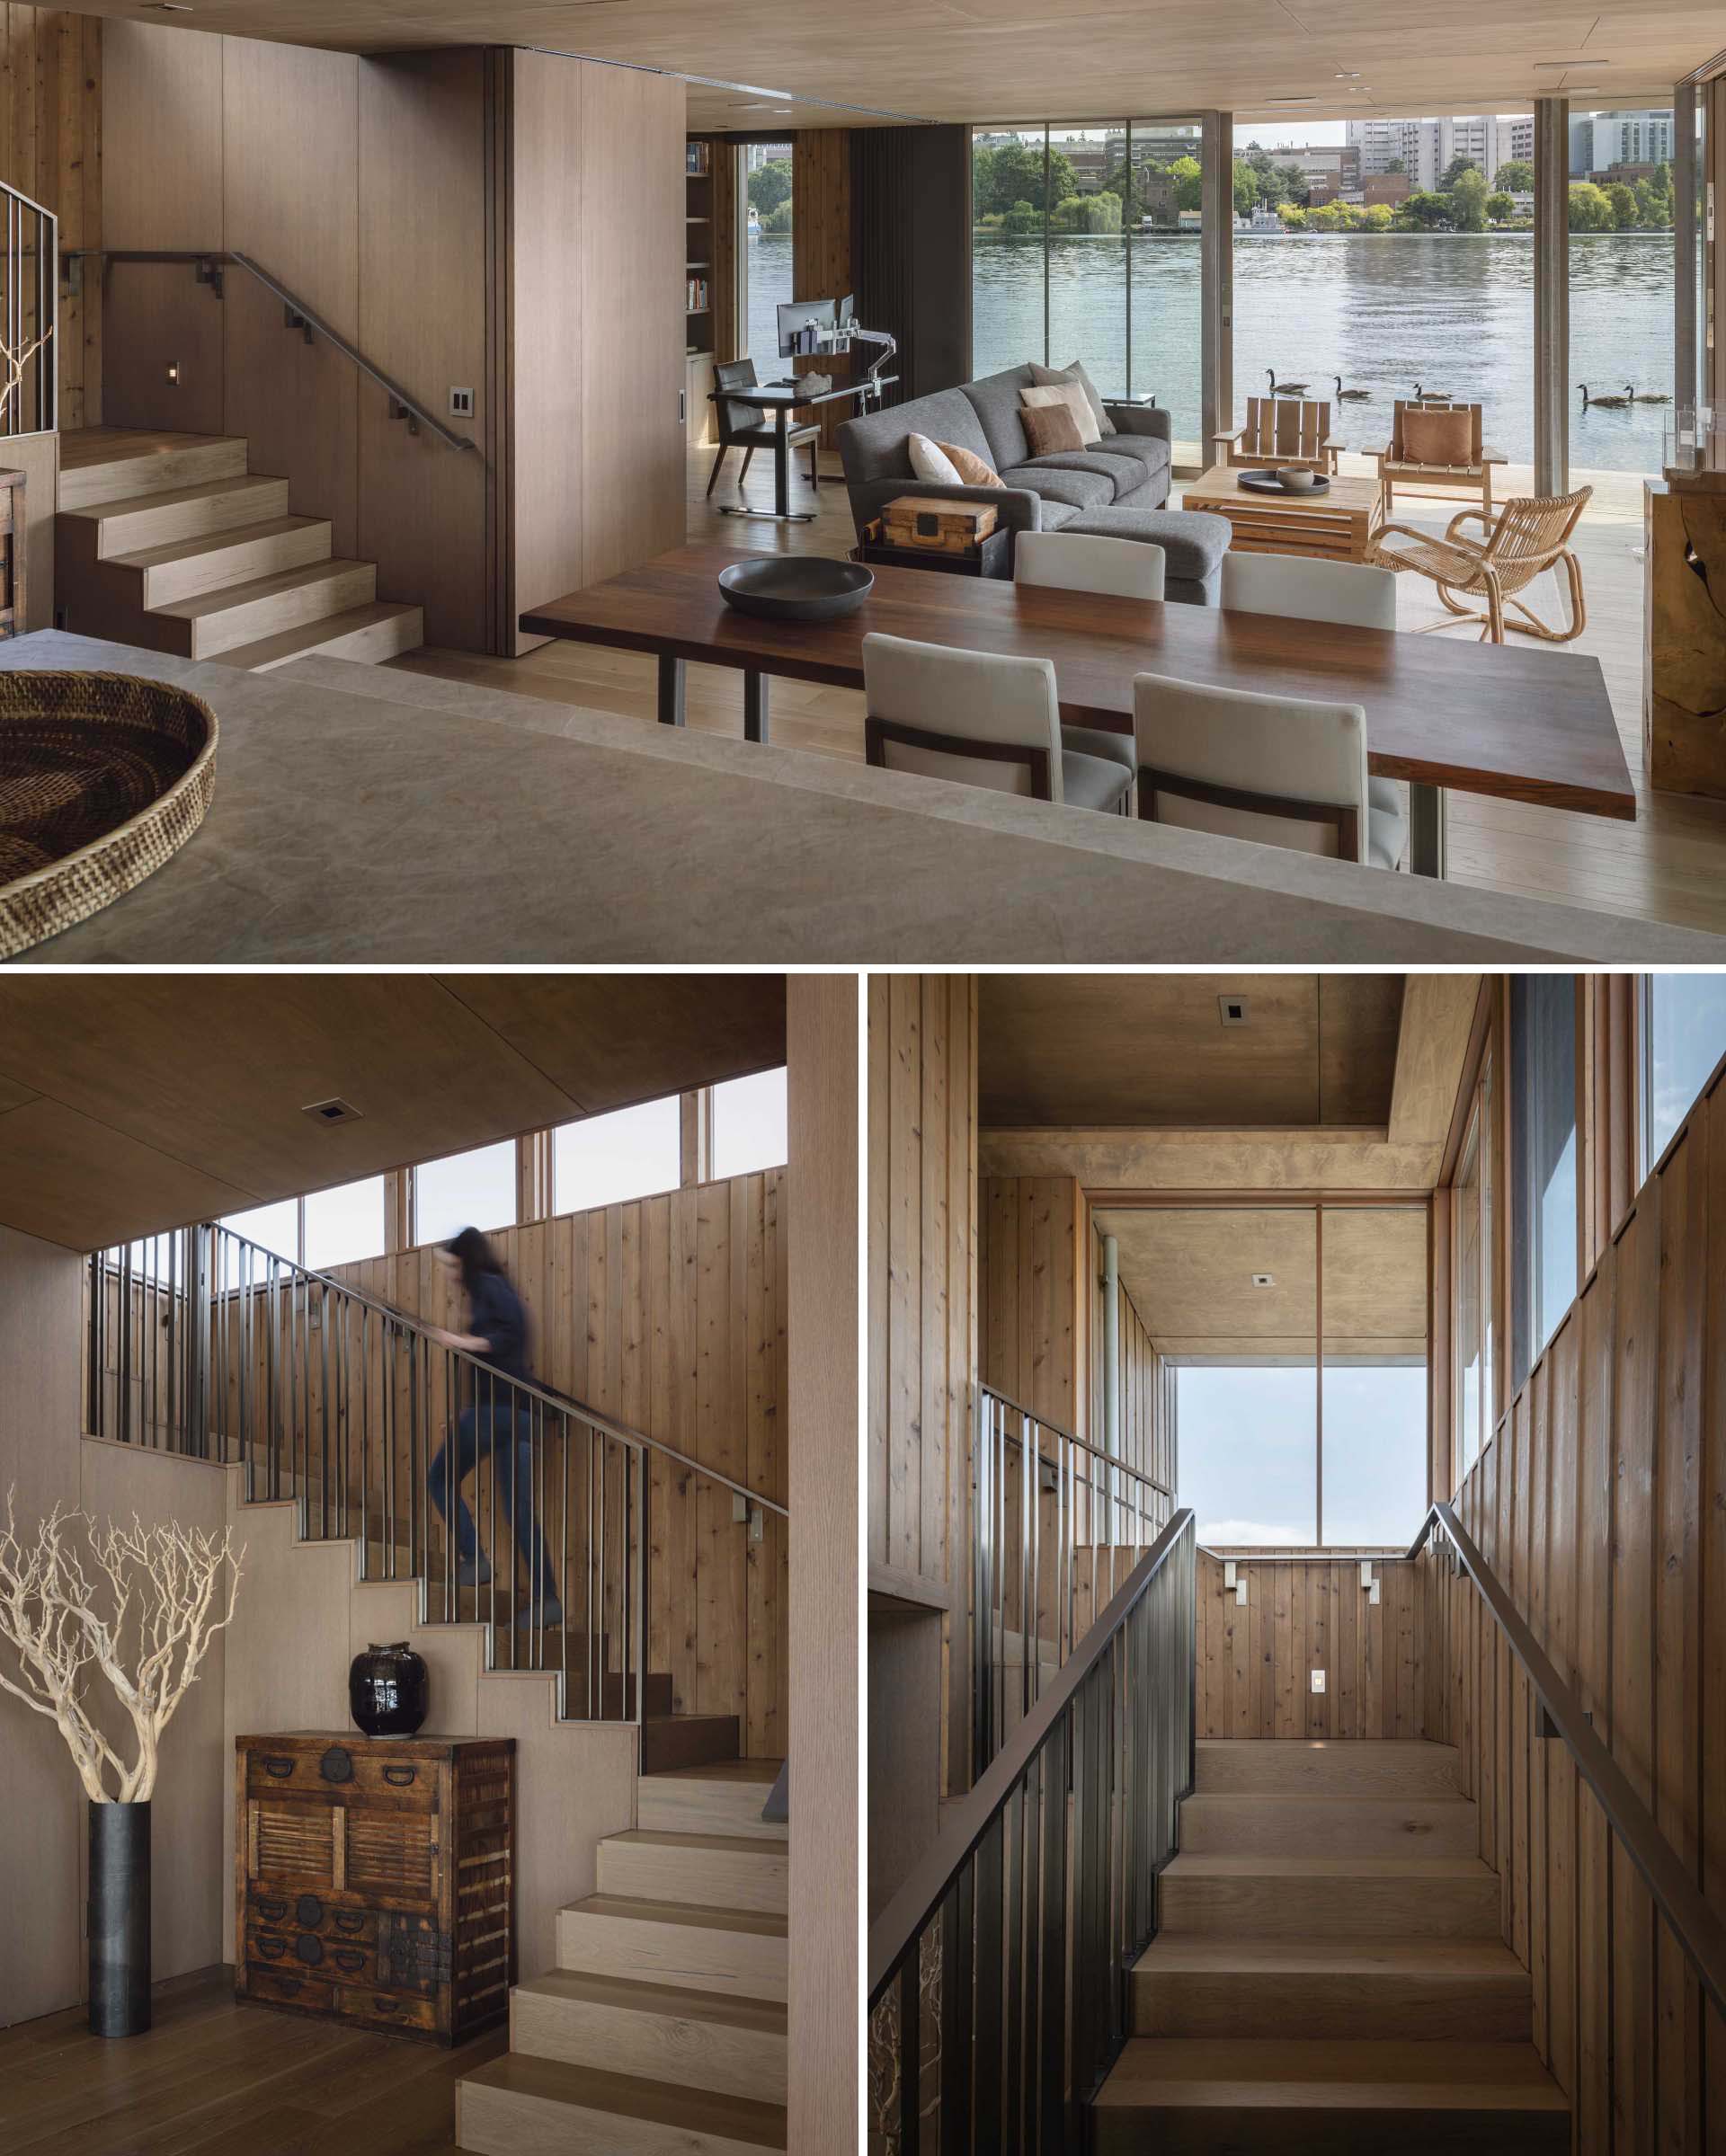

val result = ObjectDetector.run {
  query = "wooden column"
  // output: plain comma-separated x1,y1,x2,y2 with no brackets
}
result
679,1087,710,1187
787,973,858,2152
1200,111,1234,466
1533,98,1570,497
1675,82,1699,416
792,130,853,448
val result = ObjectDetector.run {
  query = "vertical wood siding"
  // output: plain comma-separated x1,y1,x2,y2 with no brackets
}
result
1419,1070,1723,2152
0,9,101,428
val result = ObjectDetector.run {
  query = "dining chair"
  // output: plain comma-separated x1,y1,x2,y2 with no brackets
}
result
1015,530,1167,602
1132,670,1405,871
860,633,1134,813
707,358,820,498
1220,554,1408,869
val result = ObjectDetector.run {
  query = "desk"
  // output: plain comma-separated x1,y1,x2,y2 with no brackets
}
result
712,376,898,525
521,541,1637,879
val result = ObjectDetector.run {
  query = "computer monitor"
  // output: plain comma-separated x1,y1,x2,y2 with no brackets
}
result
777,297,837,358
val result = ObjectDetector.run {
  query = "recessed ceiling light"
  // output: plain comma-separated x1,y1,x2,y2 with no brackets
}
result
1251,1273,1277,1289
1334,71,1361,80
1535,58,1607,68
1218,994,1250,1027
301,1096,363,1126
1264,96,1319,106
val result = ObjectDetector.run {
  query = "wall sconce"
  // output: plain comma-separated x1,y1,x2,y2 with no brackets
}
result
1223,1560,1247,1606
1360,1559,1381,1606
165,363,181,386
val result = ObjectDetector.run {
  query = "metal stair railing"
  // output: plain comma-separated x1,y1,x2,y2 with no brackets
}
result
0,180,57,436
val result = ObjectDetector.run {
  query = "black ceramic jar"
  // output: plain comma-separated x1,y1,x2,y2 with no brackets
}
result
348,1640,430,1737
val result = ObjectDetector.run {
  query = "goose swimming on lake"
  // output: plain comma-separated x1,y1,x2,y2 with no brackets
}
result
1268,368,1310,396
1579,384,1631,408
1334,375,1371,402
1630,385,1671,404
1412,383,1449,402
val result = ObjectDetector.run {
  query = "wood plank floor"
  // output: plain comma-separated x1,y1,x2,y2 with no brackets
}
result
0,1966,503,2155
391,443,1726,937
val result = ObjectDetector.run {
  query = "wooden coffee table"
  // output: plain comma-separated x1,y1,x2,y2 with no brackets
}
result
1185,465,1384,564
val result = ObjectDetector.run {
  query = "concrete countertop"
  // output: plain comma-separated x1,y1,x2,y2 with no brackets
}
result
4,633,1719,964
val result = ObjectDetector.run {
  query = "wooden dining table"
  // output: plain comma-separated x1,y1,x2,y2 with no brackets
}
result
520,541,1636,879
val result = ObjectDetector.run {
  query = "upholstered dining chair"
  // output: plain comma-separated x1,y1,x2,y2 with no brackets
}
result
706,358,820,498
1015,529,1167,602
1219,555,1408,869
1371,488,1593,645
1133,671,1402,870
860,633,1134,813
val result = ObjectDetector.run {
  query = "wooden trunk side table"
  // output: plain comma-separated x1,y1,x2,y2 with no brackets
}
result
234,1731,514,2045
1185,465,1383,565
1644,477,1726,800
0,467,24,635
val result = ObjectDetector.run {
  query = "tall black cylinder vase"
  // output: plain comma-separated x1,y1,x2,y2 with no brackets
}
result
88,1800,151,2036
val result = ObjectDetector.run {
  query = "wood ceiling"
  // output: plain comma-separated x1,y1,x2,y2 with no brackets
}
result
1092,1202,1428,1359
0,973,784,1251
69,1,1716,129
979,973,1404,1131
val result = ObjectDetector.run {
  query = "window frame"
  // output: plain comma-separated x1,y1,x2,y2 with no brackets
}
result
1449,1051,1494,1487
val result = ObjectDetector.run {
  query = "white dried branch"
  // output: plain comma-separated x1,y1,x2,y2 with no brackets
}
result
0,1486,243,1802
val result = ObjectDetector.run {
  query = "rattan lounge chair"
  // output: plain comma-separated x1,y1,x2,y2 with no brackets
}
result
1370,487,1593,644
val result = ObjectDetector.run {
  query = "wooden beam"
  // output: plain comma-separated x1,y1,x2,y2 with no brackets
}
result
1388,973,1482,1149
1200,111,1233,460
979,1127,1441,1193
1533,98,1570,498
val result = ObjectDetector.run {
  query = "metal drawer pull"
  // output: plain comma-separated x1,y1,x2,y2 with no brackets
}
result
382,1765,417,1787
371,1994,401,2013
256,1935,286,1961
261,1755,296,1778
255,1897,287,1922
334,1909,367,1934
334,1948,367,1974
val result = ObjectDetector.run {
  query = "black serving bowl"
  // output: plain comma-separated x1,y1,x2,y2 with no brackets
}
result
717,556,874,622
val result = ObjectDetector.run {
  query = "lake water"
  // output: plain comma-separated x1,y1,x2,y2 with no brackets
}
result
748,227,1676,473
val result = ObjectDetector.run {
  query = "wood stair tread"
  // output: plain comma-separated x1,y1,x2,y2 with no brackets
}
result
59,425,244,468
60,473,289,523
1166,1852,1493,1878
1095,2037,1570,2107
1135,1937,1530,1979
565,1894,787,1939
606,1830,784,1857
645,1759,781,1785
459,2052,787,2146
105,512,328,572
152,556,372,620
515,1968,787,2032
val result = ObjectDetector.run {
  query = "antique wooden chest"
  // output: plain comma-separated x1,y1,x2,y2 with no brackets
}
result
234,1732,514,2044
879,495,1000,554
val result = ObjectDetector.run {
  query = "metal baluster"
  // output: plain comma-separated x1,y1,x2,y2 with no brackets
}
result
585,1422,596,1718
636,1443,648,1736
319,1285,331,1537
560,1413,570,1710
940,1866,974,2154
896,1945,921,2156
1019,1407,1031,1731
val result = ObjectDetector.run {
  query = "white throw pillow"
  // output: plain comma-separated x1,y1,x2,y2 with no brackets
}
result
907,432,964,485
1030,359,1116,437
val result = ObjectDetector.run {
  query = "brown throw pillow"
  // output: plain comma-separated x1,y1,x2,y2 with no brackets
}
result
1401,405,1474,466
938,440,1003,487
1020,400,1085,457
1021,379,1099,446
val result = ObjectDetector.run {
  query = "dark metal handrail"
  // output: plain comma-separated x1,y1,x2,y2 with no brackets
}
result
1410,1499,1726,2020
62,248,475,452
868,1509,1196,2150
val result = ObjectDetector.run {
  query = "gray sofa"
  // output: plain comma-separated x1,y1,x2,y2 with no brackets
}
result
835,364,1230,604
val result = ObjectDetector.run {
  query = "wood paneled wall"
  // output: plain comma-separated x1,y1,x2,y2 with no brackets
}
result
850,125,972,404
332,1171,788,1756
1197,1549,1427,1740
1419,1064,1725,2153
791,129,851,448
0,8,99,429
1089,1246,1173,1496
980,1175,1088,1438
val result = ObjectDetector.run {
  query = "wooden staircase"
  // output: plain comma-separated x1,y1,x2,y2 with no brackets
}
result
56,427,423,669
1092,1739,1570,2152
458,1760,788,2152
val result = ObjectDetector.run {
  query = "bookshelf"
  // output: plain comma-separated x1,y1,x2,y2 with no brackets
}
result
686,136,716,447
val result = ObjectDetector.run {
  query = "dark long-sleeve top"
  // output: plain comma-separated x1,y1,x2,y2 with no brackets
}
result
465,1268,531,1410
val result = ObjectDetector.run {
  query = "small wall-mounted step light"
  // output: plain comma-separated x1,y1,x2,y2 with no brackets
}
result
165,363,181,385
1218,993,1250,1026
301,1096,362,1126
1360,1559,1380,1605
1223,1560,1248,1606
1310,1667,1327,1693
1250,1273,1276,1290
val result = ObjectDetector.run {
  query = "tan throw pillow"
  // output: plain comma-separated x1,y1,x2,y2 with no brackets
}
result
1021,379,1099,447
937,440,1003,487
1030,359,1116,436
1401,405,1474,466
1020,399,1086,458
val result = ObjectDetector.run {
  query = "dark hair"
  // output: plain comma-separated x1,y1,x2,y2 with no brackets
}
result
444,1226,503,1295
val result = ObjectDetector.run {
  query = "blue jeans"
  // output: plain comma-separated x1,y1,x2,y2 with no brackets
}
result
427,1400,559,1607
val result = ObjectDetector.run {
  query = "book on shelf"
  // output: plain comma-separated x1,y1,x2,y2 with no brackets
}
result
686,142,710,177
685,275,710,312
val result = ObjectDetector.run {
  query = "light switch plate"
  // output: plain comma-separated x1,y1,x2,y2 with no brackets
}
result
449,386,475,418
1310,1668,1327,1693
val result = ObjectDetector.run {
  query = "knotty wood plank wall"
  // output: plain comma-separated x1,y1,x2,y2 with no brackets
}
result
980,1175,1088,1438
332,1170,788,1757
791,129,850,448
1197,1549,1426,1740
867,973,978,1782
1419,1062,1724,2153
0,8,100,430
1088,1242,1173,1497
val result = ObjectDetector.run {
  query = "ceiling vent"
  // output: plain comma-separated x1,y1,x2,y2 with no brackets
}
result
1218,993,1250,1027
302,1096,362,1126
1251,1273,1276,1289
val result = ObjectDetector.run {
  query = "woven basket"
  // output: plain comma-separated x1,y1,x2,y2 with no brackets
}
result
0,670,218,958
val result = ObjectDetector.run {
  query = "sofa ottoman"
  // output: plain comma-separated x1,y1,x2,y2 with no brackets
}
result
1061,506,1233,607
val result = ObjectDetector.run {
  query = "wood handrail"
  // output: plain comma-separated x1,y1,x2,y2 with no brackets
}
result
61,248,476,453
868,1505,1195,2005
206,1225,788,1519
981,1380,1176,1500
1409,1498,1726,2019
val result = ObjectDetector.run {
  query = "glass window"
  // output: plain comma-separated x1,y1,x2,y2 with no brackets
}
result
1511,975,1578,1384
1321,1207,1428,1545
973,126,1049,379
743,142,796,368
1177,1363,1318,1545
415,1140,516,1247
1570,108,1676,477
712,1068,788,1177
303,1176,387,1271
1644,973,1726,1170
1048,127,1126,406
1452,1060,1494,1481
1125,120,1203,449
221,1198,299,1264
554,1097,681,1212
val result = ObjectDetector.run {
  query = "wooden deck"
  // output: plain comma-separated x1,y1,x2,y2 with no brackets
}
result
391,444,1726,937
